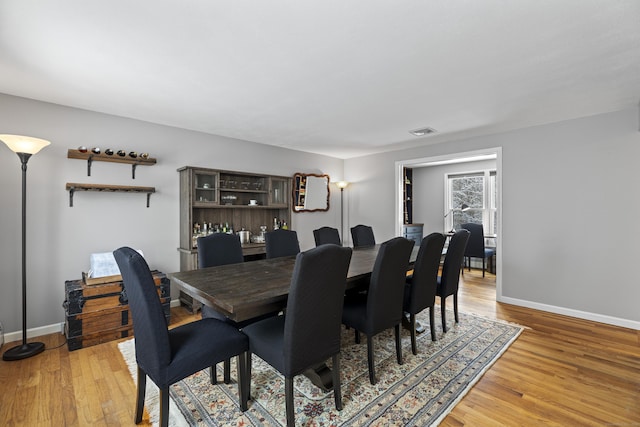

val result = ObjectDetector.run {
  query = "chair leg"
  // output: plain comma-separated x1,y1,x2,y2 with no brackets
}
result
441,296,448,333
467,256,471,272
429,305,436,341
285,376,295,427
236,352,248,411
247,351,252,400
332,353,343,411
210,364,218,384
395,324,403,365
159,386,170,427
135,365,146,424
366,335,376,385
482,257,486,277
409,313,417,355
354,329,360,344
454,292,459,323
224,358,231,384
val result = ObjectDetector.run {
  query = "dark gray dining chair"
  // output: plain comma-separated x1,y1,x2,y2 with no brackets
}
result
350,224,376,247
403,232,446,352
197,233,244,384
265,229,301,258
198,232,244,270
243,244,353,427
341,236,414,384
198,233,279,384
313,226,341,246
113,247,249,427
460,222,495,277
437,229,470,332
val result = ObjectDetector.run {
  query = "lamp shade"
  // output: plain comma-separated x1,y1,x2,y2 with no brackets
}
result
335,181,349,189
0,135,51,155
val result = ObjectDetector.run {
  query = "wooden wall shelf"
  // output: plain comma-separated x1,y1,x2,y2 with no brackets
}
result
65,183,156,207
67,149,157,179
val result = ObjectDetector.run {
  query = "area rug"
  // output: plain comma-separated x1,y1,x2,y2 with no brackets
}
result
118,309,522,426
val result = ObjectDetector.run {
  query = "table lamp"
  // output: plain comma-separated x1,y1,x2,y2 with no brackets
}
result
444,203,469,233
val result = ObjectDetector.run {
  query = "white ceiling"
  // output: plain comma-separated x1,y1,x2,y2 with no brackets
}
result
1,1,639,159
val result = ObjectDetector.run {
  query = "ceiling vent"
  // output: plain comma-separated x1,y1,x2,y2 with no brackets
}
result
409,127,437,137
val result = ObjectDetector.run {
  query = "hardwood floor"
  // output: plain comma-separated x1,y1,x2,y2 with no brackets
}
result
446,270,640,426
1,269,638,426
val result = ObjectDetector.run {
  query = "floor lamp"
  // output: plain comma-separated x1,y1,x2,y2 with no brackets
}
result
335,181,349,245
1,134,51,361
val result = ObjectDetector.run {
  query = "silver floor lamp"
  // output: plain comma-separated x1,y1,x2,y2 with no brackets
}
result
1,134,51,361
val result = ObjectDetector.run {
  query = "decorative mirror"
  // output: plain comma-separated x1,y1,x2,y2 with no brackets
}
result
292,173,330,212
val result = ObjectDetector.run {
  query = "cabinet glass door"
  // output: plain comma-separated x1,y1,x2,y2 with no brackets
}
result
194,171,218,204
270,177,289,206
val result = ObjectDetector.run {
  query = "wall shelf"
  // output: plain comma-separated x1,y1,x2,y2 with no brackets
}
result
403,167,413,224
65,183,156,207
67,149,157,179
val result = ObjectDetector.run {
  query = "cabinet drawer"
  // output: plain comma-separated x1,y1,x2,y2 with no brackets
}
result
403,224,423,234
403,224,423,246
404,232,422,245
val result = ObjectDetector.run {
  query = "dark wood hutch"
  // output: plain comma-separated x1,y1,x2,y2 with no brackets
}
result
177,166,292,311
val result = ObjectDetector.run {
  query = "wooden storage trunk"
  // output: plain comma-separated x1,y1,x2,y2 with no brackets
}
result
63,270,170,351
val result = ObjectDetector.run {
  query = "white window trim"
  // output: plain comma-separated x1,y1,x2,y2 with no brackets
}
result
444,169,496,234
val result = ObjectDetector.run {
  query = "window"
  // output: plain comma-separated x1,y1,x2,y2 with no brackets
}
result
445,170,496,235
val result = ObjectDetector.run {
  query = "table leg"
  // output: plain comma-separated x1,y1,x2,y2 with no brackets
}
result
303,364,334,391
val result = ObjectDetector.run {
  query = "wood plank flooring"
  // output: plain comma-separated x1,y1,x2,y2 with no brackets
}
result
1,269,638,426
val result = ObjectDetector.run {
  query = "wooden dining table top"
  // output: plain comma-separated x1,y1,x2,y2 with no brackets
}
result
169,244,418,323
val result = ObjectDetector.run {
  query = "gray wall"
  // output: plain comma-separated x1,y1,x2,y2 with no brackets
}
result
0,94,343,336
344,107,640,328
2,93,639,337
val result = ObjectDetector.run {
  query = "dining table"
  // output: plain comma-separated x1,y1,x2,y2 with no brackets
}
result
169,243,419,391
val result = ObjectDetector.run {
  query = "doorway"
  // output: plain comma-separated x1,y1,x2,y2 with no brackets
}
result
395,147,502,300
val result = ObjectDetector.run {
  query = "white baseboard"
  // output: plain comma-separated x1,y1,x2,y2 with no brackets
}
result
3,322,65,345
498,296,640,330
3,299,183,345
13,298,634,344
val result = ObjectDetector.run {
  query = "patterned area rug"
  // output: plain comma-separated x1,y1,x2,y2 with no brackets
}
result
118,309,522,426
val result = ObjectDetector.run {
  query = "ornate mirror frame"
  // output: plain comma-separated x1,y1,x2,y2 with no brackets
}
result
292,173,330,212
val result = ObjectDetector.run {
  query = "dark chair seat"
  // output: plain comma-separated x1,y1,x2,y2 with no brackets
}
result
341,236,414,384
197,233,245,384
243,244,353,427
341,293,368,326
113,247,249,427
166,318,248,385
197,232,277,384
460,222,495,277
436,230,469,332
403,232,446,352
